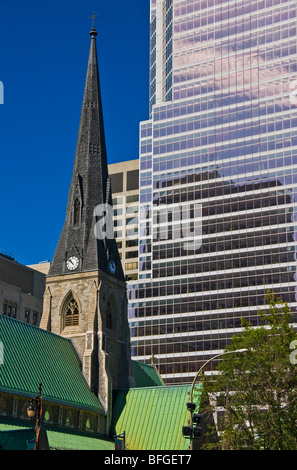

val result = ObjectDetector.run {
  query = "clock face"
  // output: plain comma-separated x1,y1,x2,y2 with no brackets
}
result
66,256,79,271
108,260,116,274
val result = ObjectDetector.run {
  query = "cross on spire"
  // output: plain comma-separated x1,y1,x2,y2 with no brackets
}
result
90,12,98,28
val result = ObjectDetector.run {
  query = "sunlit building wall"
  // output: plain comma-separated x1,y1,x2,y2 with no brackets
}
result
109,159,140,281
128,0,297,384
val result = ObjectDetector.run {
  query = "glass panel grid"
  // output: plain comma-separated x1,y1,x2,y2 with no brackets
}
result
129,0,297,385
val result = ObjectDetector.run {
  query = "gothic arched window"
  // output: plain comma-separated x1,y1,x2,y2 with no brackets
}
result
64,296,79,327
106,302,113,330
106,295,117,331
74,199,81,225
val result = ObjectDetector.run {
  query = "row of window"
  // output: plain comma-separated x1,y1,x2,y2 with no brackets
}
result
152,111,297,141
175,22,296,55
2,301,40,325
131,278,296,306
174,0,289,21
132,334,255,364
114,205,139,216
133,275,295,301
3,301,17,318
152,252,295,278
152,87,294,123
152,186,296,207
130,289,297,318
0,398,96,432
153,215,292,238
132,314,266,338
112,194,139,206
152,127,297,156
153,239,295,262
116,239,139,249
174,8,295,44
114,218,138,227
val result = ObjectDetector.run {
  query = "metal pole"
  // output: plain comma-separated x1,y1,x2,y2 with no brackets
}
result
188,349,247,449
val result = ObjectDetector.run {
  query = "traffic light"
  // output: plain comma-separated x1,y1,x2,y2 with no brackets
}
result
186,402,196,412
192,426,202,438
192,413,201,424
182,426,192,438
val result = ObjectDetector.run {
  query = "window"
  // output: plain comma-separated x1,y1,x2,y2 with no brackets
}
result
65,412,74,427
127,170,139,191
125,262,138,271
110,173,123,193
2,300,7,315
85,418,92,431
106,297,113,330
126,205,139,215
64,295,79,327
126,250,138,259
13,303,17,318
106,295,117,331
44,410,53,423
25,309,30,323
112,197,123,206
126,239,138,247
126,194,139,203
74,199,81,225
127,273,138,281
106,307,113,330
7,303,12,316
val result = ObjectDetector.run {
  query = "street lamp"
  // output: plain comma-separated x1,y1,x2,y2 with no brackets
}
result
27,382,43,450
183,348,248,449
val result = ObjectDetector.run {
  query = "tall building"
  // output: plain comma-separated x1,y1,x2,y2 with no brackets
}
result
109,159,140,281
0,250,45,326
40,23,133,430
129,0,297,384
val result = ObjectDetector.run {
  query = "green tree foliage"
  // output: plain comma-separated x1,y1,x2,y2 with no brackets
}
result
201,291,297,450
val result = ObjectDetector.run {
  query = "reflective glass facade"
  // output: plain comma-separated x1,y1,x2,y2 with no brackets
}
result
129,0,297,384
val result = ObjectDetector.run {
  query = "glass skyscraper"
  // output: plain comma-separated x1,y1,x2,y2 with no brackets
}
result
128,0,297,384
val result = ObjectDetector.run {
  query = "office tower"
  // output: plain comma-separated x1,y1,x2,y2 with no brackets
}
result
109,159,140,281
129,0,297,384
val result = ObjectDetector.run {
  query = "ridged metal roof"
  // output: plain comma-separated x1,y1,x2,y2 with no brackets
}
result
0,418,115,450
0,315,104,413
112,384,201,450
132,361,164,387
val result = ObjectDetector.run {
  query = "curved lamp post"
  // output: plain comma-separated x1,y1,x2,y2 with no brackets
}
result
27,382,43,450
184,348,248,449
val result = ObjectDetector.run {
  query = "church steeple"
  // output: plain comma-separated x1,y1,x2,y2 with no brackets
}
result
41,22,134,421
48,24,123,280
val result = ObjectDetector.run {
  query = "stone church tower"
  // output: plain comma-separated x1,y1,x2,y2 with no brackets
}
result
40,24,133,430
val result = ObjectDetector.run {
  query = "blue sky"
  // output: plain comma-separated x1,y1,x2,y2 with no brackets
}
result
0,0,150,266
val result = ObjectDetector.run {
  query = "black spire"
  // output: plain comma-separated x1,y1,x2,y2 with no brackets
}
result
49,26,124,280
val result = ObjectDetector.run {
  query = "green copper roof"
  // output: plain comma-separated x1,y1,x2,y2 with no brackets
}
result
0,428,36,450
46,427,115,450
112,384,201,451
132,361,164,387
0,315,104,414
0,418,114,450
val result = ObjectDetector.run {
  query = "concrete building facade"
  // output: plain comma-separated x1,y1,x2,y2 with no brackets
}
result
109,159,139,282
0,252,45,326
